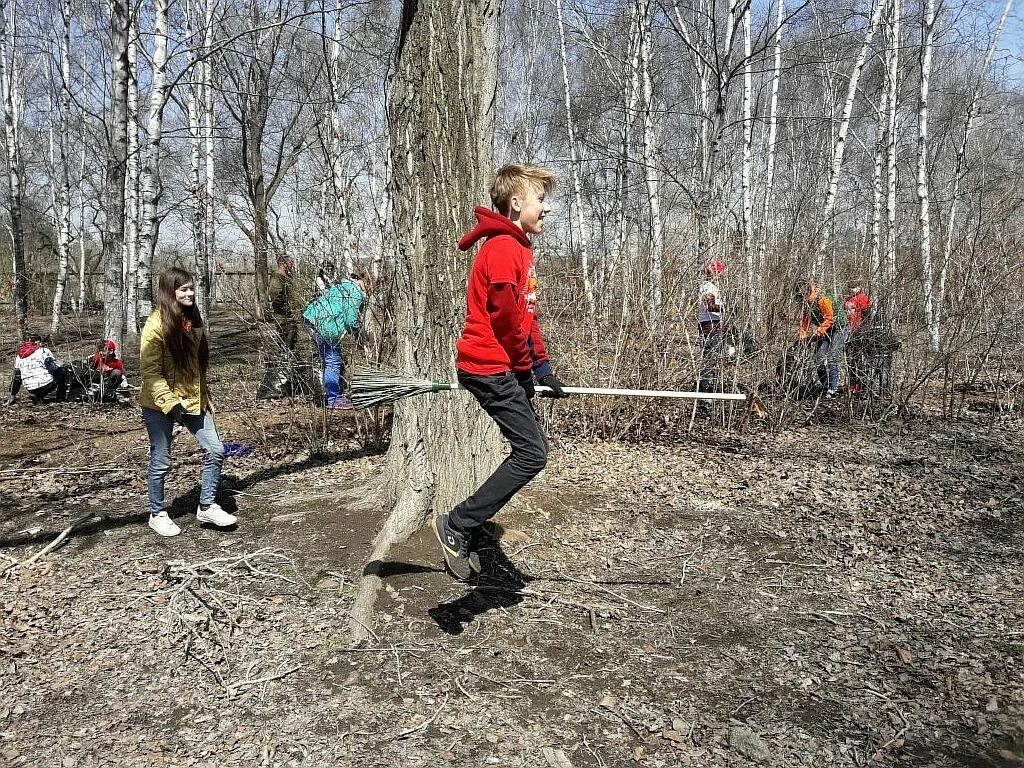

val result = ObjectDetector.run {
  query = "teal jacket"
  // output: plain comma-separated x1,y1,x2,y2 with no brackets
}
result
303,279,365,346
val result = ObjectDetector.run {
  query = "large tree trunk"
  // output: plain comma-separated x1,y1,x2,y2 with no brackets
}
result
102,0,130,347
349,0,502,642
0,0,27,338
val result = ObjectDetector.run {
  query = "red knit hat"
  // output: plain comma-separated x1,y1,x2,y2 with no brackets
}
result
704,260,727,277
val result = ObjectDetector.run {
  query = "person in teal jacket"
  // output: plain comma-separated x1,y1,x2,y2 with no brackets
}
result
303,273,367,408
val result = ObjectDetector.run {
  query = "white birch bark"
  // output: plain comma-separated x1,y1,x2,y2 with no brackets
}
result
884,0,901,283
187,0,208,317
0,0,27,337
554,0,593,317
327,0,351,273
937,0,1014,332
815,0,886,274
611,5,642,322
125,30,141,333
869,1,890,286
77,144,87,311
50,0,74,333
136,0,170,326
741,0,754,315
203,0,215,304
756,0,784,295
917,0,937,349
638,0,663,323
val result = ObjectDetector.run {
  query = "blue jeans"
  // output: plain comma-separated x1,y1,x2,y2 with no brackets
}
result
814,327,847,393
141,407,224,516
307,325,344,403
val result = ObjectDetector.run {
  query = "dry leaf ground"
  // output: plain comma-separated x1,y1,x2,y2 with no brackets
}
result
1,315,1021,768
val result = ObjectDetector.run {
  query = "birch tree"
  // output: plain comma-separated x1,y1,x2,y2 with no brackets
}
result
554,0,593,317
814,0,886,275
49,0,74,334
102,0,131,346
136,0,170,328
0,0,27,337
637,0,663,322
917,0,937,349
740,0,754,313
756,0,784,314
203,0,215,313
936,0,1014,332
349,0,502,641
124,28,141,333
884,0,901,285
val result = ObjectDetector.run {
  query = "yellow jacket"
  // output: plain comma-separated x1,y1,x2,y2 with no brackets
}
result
139,310,212,415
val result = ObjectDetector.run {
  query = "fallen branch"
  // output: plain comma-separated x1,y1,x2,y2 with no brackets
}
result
20,511,98,568
395,695,449,739
228,664,301,697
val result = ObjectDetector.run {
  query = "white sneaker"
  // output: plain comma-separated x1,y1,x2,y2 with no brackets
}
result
196,503,237,528
149,513,181,537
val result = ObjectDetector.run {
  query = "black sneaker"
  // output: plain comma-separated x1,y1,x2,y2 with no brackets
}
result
432,513,473,581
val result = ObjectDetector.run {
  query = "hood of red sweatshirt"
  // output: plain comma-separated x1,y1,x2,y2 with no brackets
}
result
458,206,532,252
17,340,40,358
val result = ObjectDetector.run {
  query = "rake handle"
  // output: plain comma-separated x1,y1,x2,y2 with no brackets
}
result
434,382,745,401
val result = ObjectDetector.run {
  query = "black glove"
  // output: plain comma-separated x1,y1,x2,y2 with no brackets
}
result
514,369,535,399
168,403,187,425
538,373,569,398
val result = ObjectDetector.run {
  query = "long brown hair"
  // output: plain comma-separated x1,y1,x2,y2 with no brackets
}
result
155,267,209,375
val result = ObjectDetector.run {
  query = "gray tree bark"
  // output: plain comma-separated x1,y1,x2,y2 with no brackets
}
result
349,0,502,642
103,0,130,346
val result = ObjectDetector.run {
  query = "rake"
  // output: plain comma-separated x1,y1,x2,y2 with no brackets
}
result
349,369,746,409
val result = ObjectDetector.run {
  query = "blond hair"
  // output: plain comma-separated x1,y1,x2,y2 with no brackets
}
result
489,164,556,216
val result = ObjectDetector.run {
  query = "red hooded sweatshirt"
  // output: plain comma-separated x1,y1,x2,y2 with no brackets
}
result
455,207,551,377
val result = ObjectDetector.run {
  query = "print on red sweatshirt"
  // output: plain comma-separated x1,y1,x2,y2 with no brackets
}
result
455,206,550,377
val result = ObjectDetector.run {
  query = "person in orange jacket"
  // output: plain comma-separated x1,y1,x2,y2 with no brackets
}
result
795,280,848,398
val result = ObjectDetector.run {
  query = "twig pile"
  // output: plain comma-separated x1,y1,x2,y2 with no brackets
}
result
160,548,304,697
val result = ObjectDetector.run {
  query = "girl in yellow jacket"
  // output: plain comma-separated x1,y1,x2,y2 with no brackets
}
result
140,267,237,537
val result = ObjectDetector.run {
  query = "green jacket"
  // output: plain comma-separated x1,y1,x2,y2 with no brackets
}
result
268,271,296,318
303,279,366,346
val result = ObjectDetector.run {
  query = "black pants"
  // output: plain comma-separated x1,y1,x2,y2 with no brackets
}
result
448,371,549,533
28,367,68,404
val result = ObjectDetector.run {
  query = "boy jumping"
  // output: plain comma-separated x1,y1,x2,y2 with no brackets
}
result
432,164,570,580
